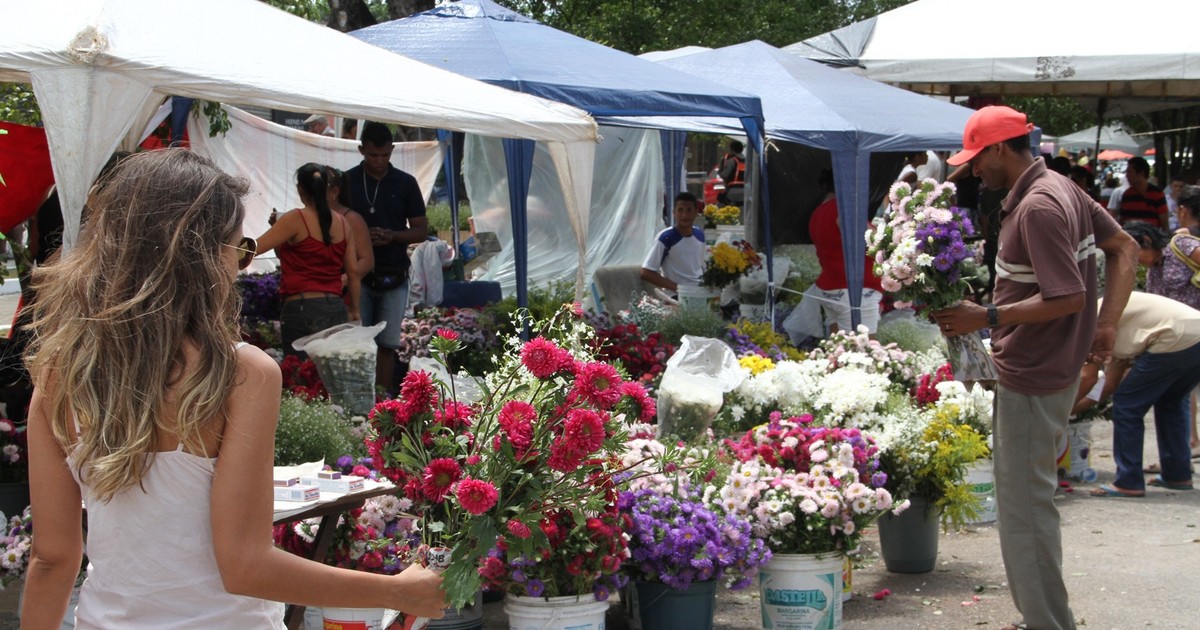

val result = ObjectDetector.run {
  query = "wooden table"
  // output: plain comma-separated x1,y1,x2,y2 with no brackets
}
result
273,483,396,630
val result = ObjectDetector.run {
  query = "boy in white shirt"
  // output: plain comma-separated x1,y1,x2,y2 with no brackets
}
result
641,192,706,293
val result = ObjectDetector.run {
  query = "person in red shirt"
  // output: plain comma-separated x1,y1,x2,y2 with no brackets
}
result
808,168,885,334
1116,157,1170,229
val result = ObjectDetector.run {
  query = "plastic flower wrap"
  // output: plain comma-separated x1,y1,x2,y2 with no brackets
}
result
704,204,743,226
701,240,762,290
865,178,979,313
366,305,650,606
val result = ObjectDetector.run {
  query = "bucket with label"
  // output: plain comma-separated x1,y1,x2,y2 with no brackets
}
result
677,284,719,312
965,458,997,524
504,594,608,630
322,608,385,630
1057,422,1096,482
758,552,843,630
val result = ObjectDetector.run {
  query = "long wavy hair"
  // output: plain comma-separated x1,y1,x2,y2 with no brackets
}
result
26,149,249,502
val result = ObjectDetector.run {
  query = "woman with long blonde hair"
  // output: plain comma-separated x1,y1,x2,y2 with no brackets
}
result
23,149,444,628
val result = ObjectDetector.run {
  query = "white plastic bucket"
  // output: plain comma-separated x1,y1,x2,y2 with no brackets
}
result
322,607,385,630
677,284,719,312
504,594,608,630
1056,422,1096,482
758,553,843,630
965,458,998,524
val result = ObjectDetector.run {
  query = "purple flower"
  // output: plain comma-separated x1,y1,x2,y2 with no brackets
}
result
871,471,889,488
524,579,545,597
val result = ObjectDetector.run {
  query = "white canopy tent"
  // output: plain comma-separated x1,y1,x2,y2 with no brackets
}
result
787,0,1200,99
0,0,597,248
1055,124,1150,154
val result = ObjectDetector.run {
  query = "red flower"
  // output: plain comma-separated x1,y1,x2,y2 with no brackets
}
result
497,400,536,450
435,328,459,341
435,401,475,430
369,398,414,428
421,458,462,502
399,370,439,412
617,381,657,422
520,338,570,379
572,362,623,409
506,519,532,539
455,478,499,515
560,408,606,456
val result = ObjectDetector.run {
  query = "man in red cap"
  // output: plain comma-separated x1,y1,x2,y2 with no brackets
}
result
933,106,1139,630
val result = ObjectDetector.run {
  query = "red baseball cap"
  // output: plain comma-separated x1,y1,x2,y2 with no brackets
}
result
946,106,1036,166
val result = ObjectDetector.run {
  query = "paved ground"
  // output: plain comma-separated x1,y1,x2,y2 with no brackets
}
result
3,422,1195,629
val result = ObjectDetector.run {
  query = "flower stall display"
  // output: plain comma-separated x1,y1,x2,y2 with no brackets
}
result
293,322,386,416
808,326,920,394
703,204,743,226
865,178,996,381
0,417,29,520
274,493,418,576
1,506,32,589
700,240,761,291
366,306,653,608
589,321,675,393
620,484,769,630
395,306,502,376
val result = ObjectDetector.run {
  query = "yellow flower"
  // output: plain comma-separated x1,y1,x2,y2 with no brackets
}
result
712,242,748,274
739,354,776,375
705,204,742,225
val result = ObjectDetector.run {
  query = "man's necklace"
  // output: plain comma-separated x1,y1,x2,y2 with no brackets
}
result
363,170,382,214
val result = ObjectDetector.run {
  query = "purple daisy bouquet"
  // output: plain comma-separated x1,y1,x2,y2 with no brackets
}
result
619,484,770,591
866,178,978,314
866,178,996,382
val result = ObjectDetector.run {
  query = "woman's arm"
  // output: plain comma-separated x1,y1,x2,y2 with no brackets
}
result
255,211,300,255
346,211,374,277
342,226,362,322
23,384,85,630
210,347,445,615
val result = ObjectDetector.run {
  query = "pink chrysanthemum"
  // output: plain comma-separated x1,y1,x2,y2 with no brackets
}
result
618,381,656,422
421,458,462,502
435,328,459,341
561,408,607,455
368,398,413,428
520,338,570,379
547,442,586,472
507,519,532,539
498,400,537,450
435,401,475,430
399,370,438,412
455,478,499,515
572,362,623,409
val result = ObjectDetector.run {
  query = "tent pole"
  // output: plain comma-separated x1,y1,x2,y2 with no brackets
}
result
1093,97,1108,159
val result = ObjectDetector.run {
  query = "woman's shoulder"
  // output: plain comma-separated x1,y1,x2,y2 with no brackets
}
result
234,344,282,384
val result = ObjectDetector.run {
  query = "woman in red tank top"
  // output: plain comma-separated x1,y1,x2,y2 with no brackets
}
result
256,163,362,356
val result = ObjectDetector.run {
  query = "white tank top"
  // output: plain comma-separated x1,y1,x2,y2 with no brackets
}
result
68,345,284,628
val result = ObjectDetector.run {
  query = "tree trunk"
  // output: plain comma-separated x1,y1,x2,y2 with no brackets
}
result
386,0,436,19
327,0,376,32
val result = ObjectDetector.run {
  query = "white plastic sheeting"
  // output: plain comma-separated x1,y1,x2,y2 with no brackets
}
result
0,0,597,247
187,105,443,255
464,126,663,295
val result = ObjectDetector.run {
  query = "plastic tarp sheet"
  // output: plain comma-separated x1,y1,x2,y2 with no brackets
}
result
636,41,972,327
0,0,597,248
786,0,1200,97
187,105,443,265
464,125,662,295
1055,124,1150,154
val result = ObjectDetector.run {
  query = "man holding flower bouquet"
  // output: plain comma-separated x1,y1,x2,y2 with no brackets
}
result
933,106,1139,630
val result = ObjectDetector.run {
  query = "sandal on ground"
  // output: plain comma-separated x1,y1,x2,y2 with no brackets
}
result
1089,484,1145,498
1192,446,1200,460
1147,476,1194,491
1143,462,1195,475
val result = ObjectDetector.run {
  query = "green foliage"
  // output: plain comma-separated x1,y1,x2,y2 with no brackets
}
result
0,83,41,126
425,202,473,232
191,100,232,137
262,0,331,21
273,393,362,465
651,307,729,347
1006,96,1095,137
482,280,576,337
501,0,914,54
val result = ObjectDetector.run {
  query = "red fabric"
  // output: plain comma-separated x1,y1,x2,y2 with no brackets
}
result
0,122,54,234
277,213,348,297
808,198,884,292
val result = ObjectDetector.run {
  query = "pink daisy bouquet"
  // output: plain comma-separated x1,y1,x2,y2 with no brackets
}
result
366,304,656,607
714,413,899,554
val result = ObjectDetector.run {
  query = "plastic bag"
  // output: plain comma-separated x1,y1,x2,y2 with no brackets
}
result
656,336,744,442
409,356,484,403
293,322,386,415
782,284,825,344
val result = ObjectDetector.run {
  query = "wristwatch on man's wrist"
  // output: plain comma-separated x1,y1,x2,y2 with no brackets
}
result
986,303,999,327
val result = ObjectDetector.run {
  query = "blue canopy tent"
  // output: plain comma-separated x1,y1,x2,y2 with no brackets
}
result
350,0,765,307
646,41,973,327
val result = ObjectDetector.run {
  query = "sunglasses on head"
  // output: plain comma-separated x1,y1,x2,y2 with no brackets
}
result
224,236,257,270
